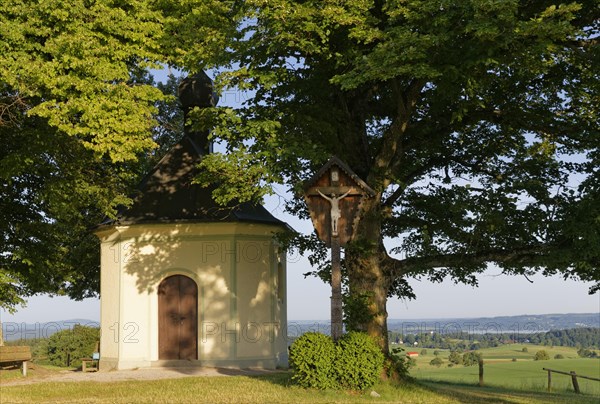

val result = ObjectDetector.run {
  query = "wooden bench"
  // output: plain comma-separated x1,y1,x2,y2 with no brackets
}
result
0,346,32,376
81,341,100,372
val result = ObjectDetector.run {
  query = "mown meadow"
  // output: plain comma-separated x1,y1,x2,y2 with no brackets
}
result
411,344,600,396
1,370,598,404
1,344,598,403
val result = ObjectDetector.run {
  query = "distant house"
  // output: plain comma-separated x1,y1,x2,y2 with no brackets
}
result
407,352,419,358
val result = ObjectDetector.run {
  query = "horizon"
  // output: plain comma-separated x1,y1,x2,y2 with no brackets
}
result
2,311,597,343
0,295,600,324
1,310,598,325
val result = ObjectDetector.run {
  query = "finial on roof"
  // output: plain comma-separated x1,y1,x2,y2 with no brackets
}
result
178,71,219,154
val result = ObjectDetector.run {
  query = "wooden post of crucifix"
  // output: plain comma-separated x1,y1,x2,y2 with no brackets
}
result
304,157,375,341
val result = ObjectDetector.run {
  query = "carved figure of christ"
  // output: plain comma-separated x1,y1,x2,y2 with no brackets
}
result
317,189,351,236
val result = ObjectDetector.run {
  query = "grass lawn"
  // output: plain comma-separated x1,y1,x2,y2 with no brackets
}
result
0,363,75,381
411,345,600,396
414,344,584,362
1,370,599,403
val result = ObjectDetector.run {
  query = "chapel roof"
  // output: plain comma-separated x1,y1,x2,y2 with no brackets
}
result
99,73,286,228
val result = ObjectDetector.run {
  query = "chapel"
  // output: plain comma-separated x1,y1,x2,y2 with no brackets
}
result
94,72,289,370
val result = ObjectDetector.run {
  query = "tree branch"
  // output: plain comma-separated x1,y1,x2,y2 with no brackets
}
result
0,94,28,127
387,245,556,277
369,79,425,187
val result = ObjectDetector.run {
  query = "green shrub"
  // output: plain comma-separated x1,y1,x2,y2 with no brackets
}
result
289,331,386,391
534,350,550,361
512,357,517,362
554,354,564,359
429,357,443,367
522,347,528,352
386,347,413,380
433,350,441,356
289,332,337,389
462,351,482,366
46,325,99,368
577,348,599,358
334,332,384,390
420,348,428,356
448,351,462,365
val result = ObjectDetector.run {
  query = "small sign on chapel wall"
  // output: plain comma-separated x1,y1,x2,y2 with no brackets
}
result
304,156,375,247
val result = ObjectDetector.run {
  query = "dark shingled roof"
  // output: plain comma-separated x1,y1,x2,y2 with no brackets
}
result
100,135,286,227
99,71,286,229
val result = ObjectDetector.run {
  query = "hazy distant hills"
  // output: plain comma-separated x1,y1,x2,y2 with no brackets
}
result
290,313,599,336
1,313,598,341
386,312,600,334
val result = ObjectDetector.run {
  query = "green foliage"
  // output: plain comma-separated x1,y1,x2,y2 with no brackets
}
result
448,351,462,365
554,354,564,359
522,347,528,353
289,332,385,390
289,332,337,389
334,332,384,390
420,349,428,356
342,292,375,333
159,0,600,350
462,352,482,367
0,0,164,160
430,357,443,367
577,348,599,358
385,347,413,380
0,0,183,310
534,350,550,361
46,325,99,368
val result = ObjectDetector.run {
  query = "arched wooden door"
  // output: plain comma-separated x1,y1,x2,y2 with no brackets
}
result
158,275,198,360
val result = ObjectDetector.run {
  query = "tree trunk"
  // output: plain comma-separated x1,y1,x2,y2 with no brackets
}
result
345,199,391,354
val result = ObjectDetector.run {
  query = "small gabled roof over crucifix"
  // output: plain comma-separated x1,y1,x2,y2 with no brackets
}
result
303,156,375,196
98,72,286,229
304,156,375,246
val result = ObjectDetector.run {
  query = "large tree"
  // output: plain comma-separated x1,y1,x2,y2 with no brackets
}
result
0,0,181,312
161,0,600,350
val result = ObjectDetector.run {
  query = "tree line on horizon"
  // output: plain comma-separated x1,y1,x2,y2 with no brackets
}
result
390,327,600,350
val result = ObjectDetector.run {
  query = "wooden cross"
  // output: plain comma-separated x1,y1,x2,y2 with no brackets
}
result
305,186,363,239
303,157,375,341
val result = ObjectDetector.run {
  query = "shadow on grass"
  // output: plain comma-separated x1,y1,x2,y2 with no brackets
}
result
217,369,292,386
418,379,599,404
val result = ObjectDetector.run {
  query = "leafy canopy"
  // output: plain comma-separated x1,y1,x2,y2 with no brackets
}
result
0,0,181,311
162,0,600,298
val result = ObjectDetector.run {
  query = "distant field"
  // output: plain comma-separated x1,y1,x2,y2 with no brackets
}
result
411,345,600,396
